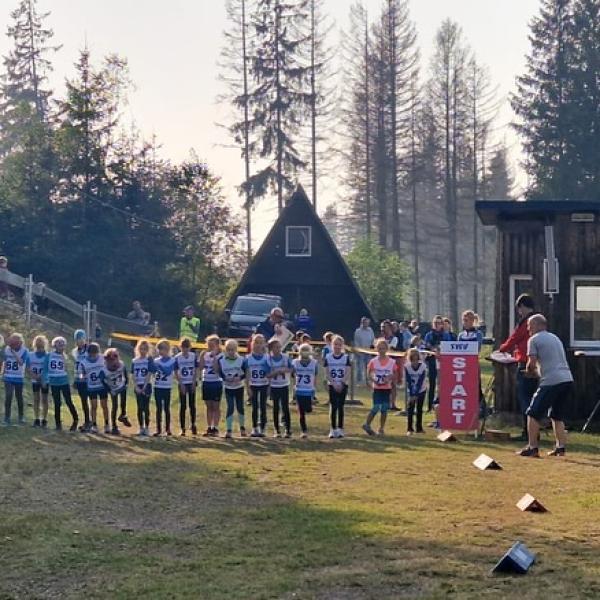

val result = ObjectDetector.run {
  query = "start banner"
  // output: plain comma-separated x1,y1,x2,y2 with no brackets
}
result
438,341,480,431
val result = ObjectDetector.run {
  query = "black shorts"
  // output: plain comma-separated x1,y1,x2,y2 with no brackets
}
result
296,395,313,414
88,390,108,401
32,382,49,394
202,382,223,403
527,382,573,422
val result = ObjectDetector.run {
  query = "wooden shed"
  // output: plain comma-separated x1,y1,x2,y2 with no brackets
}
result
228,186,374,339
477,200,600,420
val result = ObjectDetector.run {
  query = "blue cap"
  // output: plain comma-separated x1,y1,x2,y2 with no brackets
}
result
74,329,87,341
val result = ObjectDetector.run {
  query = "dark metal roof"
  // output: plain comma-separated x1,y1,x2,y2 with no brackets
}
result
476,200,600,226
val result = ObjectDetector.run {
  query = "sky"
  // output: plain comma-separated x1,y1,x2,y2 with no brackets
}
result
0,0,541,247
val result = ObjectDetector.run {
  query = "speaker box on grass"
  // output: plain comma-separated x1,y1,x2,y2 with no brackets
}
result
473,453,503,470
437,431,457,442
516,493,548,513
491,541,536,575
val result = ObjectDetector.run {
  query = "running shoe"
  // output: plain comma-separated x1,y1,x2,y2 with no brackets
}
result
301,432,308,439
516,446,539,457
240,427,247,437
191,424,198,435
362,423,375,436
225,431,233,439
547,446,566,457
69,420,79,432
328,429,336,439
284,431,292,439
337,429,345,438
104,424,111,434
180,430,186,437
118,415,132,427
41,419,48,429
111,426,120,435
33,419,41,428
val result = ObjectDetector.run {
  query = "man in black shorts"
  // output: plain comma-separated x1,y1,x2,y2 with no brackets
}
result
517,314,574,457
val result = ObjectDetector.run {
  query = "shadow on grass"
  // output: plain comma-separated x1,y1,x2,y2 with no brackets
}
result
1,434,600,600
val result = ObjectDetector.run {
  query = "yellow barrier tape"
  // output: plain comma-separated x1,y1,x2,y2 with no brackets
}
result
110,332,411,359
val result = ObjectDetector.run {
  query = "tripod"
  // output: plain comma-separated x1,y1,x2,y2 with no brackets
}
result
575,351,600,433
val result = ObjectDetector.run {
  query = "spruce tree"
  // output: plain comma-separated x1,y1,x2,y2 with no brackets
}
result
511,0,574,199
247,0,312,212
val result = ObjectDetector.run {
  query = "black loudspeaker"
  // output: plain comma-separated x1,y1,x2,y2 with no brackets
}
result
473,453,503,470
491,541,536,574
516,493,548,513
437,431,457,442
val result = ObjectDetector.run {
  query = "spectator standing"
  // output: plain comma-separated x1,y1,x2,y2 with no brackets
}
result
499,294,537,440
517,314,574,457
179,306,201,341
0,256,9,299
353,317,375,385
398,322,412,351
256,307,285,340
127,301,150,325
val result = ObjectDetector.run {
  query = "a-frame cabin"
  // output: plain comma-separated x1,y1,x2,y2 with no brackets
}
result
228,186,374,339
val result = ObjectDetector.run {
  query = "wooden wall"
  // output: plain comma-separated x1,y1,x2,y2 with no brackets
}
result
493,214,600,420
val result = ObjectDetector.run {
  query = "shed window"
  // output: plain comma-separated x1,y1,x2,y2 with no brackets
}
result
286,226,311,257
571,277,600,347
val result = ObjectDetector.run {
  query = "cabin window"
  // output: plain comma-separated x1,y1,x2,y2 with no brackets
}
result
509,275,533,331
571,277,600,347
286,226,311,257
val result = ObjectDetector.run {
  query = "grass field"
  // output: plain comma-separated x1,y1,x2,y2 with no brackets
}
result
1,377,600,600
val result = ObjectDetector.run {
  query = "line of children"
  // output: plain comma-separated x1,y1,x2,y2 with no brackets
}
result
1,325,481,439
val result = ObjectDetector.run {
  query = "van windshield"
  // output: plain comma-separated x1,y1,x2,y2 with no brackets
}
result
232,298,278,316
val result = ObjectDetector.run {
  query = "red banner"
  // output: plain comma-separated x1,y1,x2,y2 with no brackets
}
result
438,341,480,431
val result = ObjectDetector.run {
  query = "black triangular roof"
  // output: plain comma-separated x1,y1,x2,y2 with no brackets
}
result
227,185,375,336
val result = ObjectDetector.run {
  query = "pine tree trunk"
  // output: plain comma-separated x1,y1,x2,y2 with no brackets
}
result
410,82,421,319
364,11,372,240
388,1,400,254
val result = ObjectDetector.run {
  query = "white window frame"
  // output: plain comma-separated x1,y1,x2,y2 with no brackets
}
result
509,274,533,332
285,226,312,258
570,275,600,348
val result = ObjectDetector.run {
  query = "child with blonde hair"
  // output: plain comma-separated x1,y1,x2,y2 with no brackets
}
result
44,337,79,431
153,339,176,436
28,335,49,427
323,335,351,438
2,333,28,425
77,342,107,433
199,334,223,436
175,337,199,436
245,333,271,437
131,339,155,436
218,339,246,438
267,338,293,438
292,343,318,438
